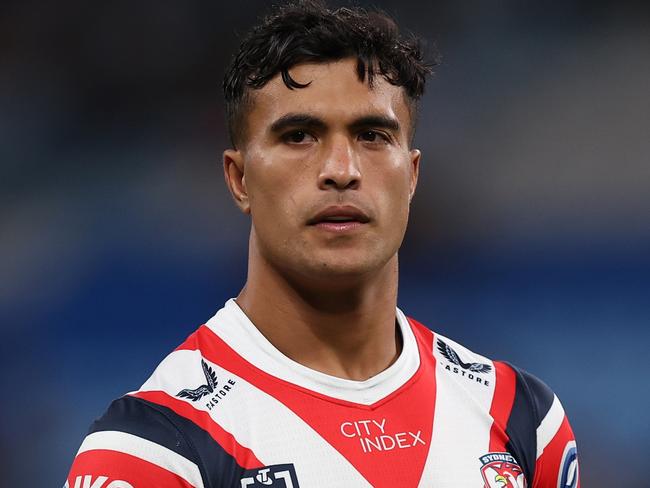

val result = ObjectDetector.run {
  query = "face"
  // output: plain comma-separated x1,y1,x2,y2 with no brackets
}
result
224,58,420,285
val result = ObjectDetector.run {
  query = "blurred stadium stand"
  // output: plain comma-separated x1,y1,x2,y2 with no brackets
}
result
0,1,648,485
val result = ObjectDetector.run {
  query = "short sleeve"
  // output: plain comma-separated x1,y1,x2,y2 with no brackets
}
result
504,365,580,488
65,395,206,488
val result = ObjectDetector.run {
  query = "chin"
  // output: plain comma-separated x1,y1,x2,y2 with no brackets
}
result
296,250,395,282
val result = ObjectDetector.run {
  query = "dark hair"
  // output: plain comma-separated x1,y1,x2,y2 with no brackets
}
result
223,0,436,147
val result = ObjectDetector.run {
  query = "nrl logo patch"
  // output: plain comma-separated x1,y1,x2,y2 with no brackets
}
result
479,452,527,488
240,464,300,487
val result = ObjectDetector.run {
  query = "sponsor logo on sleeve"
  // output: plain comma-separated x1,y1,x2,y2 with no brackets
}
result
240,464,300,487
557,441,579,488
479,453,527,488
176,359,220,401
66,477,133,488
437,338,492,387
176,358,237,410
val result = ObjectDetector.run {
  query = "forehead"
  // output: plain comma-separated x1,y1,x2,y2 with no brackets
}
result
246,58,411,135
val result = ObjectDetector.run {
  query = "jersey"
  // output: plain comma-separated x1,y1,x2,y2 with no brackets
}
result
65,299,580,488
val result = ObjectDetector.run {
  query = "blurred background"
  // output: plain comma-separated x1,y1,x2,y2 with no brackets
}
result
1,0,648,485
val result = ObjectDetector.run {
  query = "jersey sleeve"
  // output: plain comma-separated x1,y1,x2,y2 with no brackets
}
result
65,395,206,488
503,364,580,488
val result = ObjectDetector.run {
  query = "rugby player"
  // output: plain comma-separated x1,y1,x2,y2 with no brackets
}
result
65,2,579,486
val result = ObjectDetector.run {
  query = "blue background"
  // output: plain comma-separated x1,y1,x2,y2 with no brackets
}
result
1,1,648,486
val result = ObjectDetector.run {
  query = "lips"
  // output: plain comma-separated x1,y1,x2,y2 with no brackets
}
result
307,206,371,226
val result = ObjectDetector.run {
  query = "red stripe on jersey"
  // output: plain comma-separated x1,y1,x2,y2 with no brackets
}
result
176,321,436,488
533,416,580,488
175,328,204,352
407,317,435,354
67,449,195,488
131,390,262,469
488,361,517,452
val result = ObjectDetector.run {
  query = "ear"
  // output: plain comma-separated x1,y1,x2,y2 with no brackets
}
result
223,149,250,214
408,148,421,203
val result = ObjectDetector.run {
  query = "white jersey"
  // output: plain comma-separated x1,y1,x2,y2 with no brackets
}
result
66,299,579,487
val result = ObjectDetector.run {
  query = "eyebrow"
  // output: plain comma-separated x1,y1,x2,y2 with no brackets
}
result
348,115,400,133
268,112,400,135
269,113,327,134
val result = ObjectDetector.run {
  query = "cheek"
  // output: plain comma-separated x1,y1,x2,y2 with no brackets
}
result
245,152,284,204
370,161,412,217
245,154,310,228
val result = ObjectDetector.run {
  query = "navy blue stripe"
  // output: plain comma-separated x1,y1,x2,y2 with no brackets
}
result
517,367,555,420
503,363,555,485
89,395,250,488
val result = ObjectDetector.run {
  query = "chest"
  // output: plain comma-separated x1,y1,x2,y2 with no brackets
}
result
210,367,525,487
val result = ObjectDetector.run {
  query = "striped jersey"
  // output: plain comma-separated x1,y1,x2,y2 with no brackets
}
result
65,299,580,488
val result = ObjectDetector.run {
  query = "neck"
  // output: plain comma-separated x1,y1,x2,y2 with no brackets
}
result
235,246,401,381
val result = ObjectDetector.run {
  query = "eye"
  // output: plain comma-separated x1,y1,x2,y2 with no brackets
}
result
283,130,315,144
359,130,387,143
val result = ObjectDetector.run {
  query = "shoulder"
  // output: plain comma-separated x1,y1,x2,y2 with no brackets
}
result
88,394,201,464
495,362,564,480
504,362,560,444
408,316,495,383
65,323,249,488
407,316,558,426
408,317,579,486
66,394,207,487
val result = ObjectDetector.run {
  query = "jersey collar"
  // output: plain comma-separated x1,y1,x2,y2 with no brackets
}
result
204,299,421,405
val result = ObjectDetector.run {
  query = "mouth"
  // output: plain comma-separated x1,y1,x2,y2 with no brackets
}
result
307,205,370,233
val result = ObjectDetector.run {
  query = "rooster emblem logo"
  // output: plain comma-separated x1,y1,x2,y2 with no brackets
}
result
437,338,492,374
483,461,524,487
176,359,218,401
492,462,524,487
479,454,526,488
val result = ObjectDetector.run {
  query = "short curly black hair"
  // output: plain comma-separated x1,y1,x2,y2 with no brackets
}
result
223,0,436,148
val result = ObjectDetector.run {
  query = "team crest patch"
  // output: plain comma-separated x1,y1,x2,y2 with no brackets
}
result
240,464,300,487
479,453,527,488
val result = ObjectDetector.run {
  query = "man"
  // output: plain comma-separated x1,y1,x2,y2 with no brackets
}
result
65,1,579,487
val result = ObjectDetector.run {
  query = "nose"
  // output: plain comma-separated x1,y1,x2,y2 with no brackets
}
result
317,136,361,190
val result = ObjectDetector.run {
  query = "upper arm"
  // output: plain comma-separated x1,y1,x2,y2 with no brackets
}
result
65,395,206,488
505,365,580,488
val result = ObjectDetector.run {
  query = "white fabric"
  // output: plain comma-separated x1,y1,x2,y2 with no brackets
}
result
536,395,565,458
140,349,372,487
77,430,204,488
418,333,497,487
203,299,420,405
